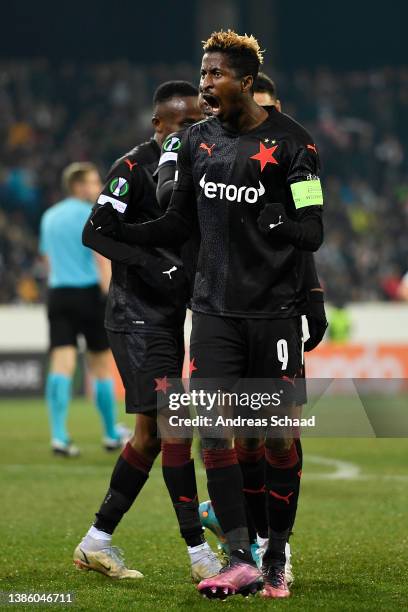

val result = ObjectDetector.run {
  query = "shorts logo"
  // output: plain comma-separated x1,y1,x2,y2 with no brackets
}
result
109,177,129,197
163,136,181,152
199,174,265,204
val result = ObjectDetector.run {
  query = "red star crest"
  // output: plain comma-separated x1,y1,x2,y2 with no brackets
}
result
250,142,279,171
154,376,172,394
189,358,198,376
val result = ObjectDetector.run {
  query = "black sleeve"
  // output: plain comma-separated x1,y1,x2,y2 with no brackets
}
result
82,213,148,266
120,130,195,247
286,206,323,251
96,156,143,218
82,155,147,262
285,142,325,251
155,131,182,210
156,162,177,211
303,253,321,290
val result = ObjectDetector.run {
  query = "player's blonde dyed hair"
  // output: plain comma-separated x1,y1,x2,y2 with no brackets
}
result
203,29,264,66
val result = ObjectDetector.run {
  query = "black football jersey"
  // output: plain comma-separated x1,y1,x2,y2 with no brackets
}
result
119,108,324,318
173,107,324,318
156,122,323,307
96,139,187,332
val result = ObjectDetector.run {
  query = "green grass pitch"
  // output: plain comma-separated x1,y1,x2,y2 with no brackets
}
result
1,398,407,611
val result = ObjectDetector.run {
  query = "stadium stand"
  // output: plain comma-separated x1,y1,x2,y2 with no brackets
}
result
0,61,407,303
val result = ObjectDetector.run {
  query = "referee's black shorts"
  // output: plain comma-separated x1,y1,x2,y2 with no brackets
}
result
47,285,109,352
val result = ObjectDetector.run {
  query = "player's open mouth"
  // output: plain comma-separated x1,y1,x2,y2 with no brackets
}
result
202,94,221,115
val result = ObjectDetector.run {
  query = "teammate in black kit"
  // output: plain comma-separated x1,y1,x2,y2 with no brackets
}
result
93,31,325,599
73,82,222,582
156,72,328,584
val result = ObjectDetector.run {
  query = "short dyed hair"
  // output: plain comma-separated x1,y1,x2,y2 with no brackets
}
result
62,162,98,194
202,29,264,82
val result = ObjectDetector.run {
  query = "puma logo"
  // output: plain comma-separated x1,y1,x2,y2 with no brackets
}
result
243,486,266,494
179,494,198,502
163,265,177,279
269,490,294,505
199,142,216,156
269,215,284,229
281,375,296,386
124,158,138,171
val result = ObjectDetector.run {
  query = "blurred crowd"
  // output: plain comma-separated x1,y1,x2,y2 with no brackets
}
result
0,60,407,304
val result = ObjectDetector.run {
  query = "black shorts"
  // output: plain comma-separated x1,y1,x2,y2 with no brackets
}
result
107,328,184,414
47,285,109,352
190,312,304,406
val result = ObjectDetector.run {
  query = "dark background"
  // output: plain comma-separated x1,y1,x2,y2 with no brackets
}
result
4,0,406,69
1,0,407,305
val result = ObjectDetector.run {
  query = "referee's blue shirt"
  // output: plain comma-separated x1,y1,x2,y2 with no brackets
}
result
40,197,99,288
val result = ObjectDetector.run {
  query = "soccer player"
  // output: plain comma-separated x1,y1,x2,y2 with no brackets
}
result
74,81,221,581
157,72,328,583
92,32,324,599
39,163,129,456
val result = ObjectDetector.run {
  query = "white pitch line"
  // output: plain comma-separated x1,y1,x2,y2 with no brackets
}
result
2,457,407,482
305,454,361,480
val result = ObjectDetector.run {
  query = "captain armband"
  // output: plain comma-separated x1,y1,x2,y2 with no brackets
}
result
290,179,323,209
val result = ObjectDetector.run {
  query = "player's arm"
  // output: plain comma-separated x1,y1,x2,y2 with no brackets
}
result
156,132,182,210
157,163,177,211
82,157,151,266
90,131,195,247
303,253,328,351
258,144,324,251
83,221,153,266
38,215,50,278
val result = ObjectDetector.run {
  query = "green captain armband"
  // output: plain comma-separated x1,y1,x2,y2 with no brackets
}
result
291,179,323,209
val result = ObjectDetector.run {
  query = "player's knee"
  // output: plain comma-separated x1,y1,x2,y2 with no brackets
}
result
161,438,192,446
50,347,76,377
200,437,233,451
265,437,294,453
130,432,160,460
235,437,264,451
88,350,111,379
130,417,161,460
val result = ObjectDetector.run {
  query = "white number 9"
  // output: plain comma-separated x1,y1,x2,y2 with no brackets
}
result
277,339,288,370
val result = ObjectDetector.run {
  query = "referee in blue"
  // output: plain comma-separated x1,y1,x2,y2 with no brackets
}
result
40,163,129,456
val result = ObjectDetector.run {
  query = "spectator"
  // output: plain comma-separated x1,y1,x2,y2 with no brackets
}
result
0,61,407,304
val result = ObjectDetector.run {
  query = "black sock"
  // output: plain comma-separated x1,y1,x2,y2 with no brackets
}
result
265,444,301,562
288,439,303,535
94,443,153,534
236,442,268,539
162,443,204,547
203,448,250,552
245,505,258,543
